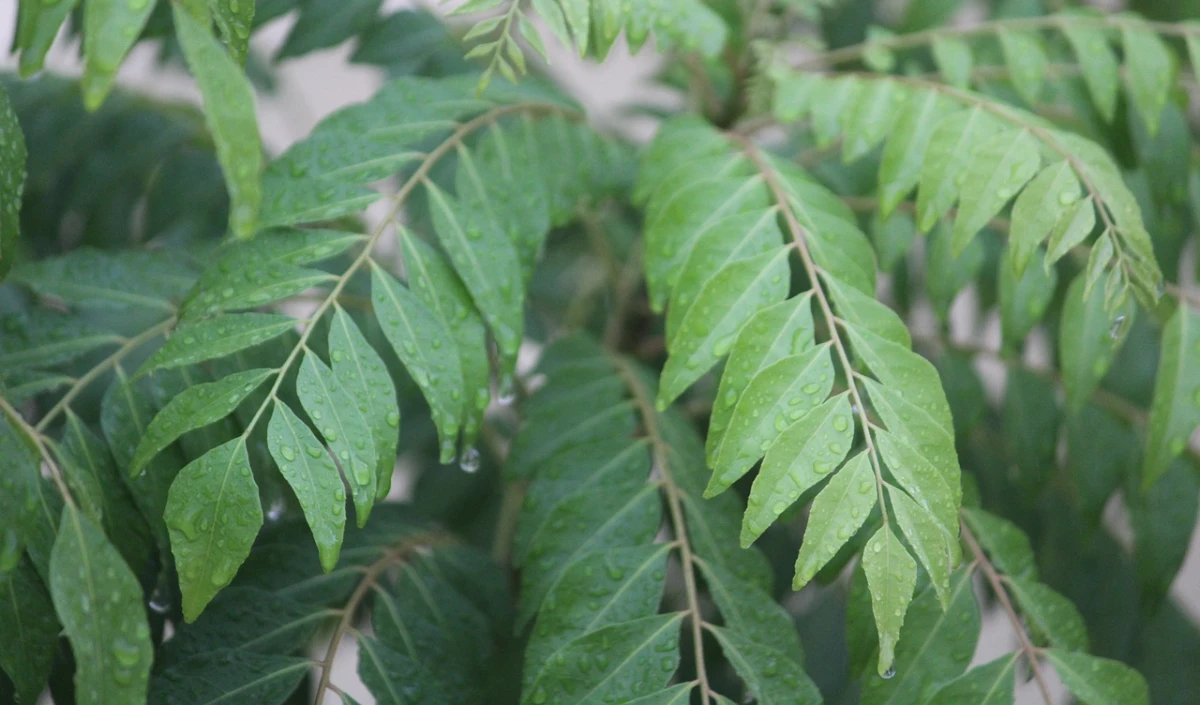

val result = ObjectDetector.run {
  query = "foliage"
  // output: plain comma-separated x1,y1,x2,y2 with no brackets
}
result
3,1,1200,704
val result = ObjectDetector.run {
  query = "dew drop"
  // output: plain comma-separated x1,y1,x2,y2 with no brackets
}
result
882,666,896,679
459,447,481,473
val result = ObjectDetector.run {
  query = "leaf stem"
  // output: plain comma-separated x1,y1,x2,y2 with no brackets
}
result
0,394,76,508
611,355,714,705
792,13,1196,70
729,134,891,526
961,521,1054,705
34,315,177,433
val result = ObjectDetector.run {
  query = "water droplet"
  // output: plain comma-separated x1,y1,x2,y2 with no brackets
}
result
267,498,285,522
280,445,296,461
459,447,481,473
882,666,896,679
1109,315,1126,340
385,410,400,428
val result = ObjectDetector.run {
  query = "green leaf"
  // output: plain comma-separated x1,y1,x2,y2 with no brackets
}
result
861,523,917,676
863,26,896,72
842,80,907,163
165,438,263,622
709,626,822,705
1007,577,1088,652
13,0,80,75
0,311,122,371
209,0,255,64
49,505,153,705
925,654,1017,705
931,36,972,90
961,507,1036,579
1044,196,1097,266
793,452,877,589
709,344,836,496
370,262,464,464
297,351,377,525
698,559,803,661
328,308,400,501
1068,404,1134,529
1059,272,1134,412
1121,21,1176,136
0,559,57,705
888,485,951,607
173,5,263,238
742,393,854,546
1004,367,1059,494
999,245,1057,347
810,77,859,148
400,234,489,452
870,210,918,271
15,248,192,312
659,247,791,407
1063,23,1120,121
917,106,1003,231
130,368,272,476
426,182,525,359
879,90,954,216
141,314,296,373
1046,649,1150,705
1143,306,1200,488
707,295,815,465
149,650,310,705
81,0,157,108
950,128,1041,254
523,613,684,705
859,567,980,705
1130,459,1199,610
266,401,346,572
1009,161,1082,275
0,85,25,283
998,29,1049,106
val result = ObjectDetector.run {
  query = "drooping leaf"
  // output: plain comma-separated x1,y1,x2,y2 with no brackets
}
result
916,107,1003,231
888,486,951,607
173,5,263,238
81,0,157,108
141,314,296,374
1009,161,1081,275
793,453,877,589
266,402,346,572
1059,272,1135,412
0,559,57,705
166,438,263,622
49,505,153,705
1130,459,1200,610
950,128,1041,254
1046,649,1150,705
841,80,907,163
13,0,80,76
209,0,255,65
1142,306,1200,488
861,523,917,677
131,368,272,476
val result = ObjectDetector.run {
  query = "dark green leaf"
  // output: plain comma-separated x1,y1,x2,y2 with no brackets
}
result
1143,306,1200,488
1046,649,1149,705
1060,272,1134,412
0,559,57,705
925,653,1017,705
709,625,822,705
0,85,25,283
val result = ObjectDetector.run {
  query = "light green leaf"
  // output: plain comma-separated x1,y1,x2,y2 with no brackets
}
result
888,486,951,608
14,0,80,76
917,107,1003,231
863,26,896,72
370,263,464,464
166,438,263,622
401,234,489,452
1046,650,1149,705
0,85,25,283
141,314,295,373
209,0,254,65
1007,578,1088,652
1121,21,1176,136
1009,161,1081,274
931,36,972,90
666,209,783,345
1143,306,1200,488
998,29,1049,106
49,505,153,705
81,0,156,108
659,247,791,407
1063,23,1120,121
266,401,346,572
999,245,1057,348
523,613,684,705
869,210,918,271
861,523,917,676
328,308,400,501
842,80,906,163
810,77,859,148
951,128,1041,254
0,559,57,705
878,90,954,216
742,393,854,546
1059,272,1134,412
709,344,836,496
174,5,262,238
793,452,877,589
131,368,273,476
709,626,822,705
297,351,377,526
707,294,814,465
426,178,524,360
961,507,1036,579
823,273,910,347
1044,196,1097,266
925,653,1017,705
874,429,959,543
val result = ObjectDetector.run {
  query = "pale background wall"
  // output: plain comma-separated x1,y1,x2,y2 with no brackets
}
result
0,1,1197,703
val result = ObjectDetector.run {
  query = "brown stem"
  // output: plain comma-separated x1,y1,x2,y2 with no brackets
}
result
961,522,1054,705
0,395,76,508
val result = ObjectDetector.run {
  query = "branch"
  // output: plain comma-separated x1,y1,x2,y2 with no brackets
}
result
611,355,715,705
0,394,76,508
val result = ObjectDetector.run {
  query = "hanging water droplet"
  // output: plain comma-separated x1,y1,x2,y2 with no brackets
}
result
1109,315,1126,340
459,447,481,473
882,666,896,679
267,497,285,522
497,375,517,406
148,587,170,615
